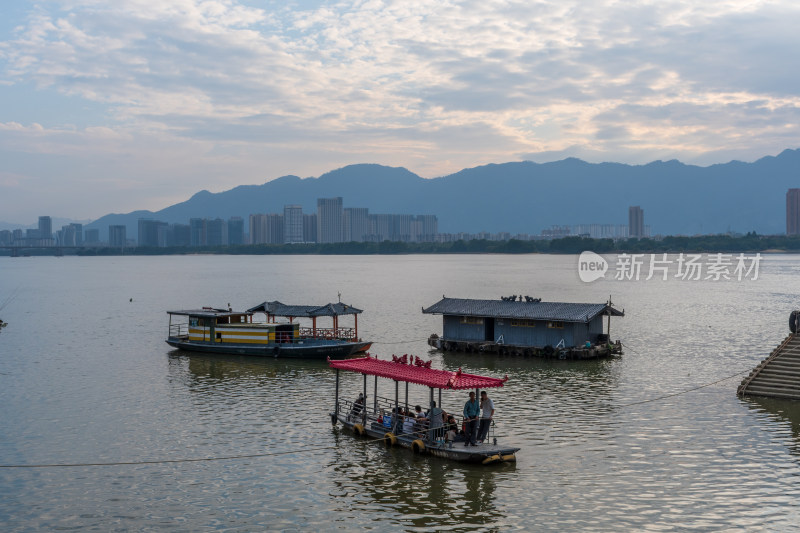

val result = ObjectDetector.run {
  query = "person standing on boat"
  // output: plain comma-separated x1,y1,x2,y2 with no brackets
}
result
427,401,444,442
463,391,480,446
477,390,495,444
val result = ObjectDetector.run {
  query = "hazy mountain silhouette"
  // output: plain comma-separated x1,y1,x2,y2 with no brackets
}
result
86,150,800,240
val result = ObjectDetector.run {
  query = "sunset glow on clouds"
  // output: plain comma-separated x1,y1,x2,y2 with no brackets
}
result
1,0,799,220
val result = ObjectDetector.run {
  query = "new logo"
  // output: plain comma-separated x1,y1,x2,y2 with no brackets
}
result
578,251,608,282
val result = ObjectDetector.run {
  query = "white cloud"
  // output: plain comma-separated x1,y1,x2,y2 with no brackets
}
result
1,0,799,220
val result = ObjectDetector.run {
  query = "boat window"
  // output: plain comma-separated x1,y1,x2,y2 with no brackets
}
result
189,318,199,327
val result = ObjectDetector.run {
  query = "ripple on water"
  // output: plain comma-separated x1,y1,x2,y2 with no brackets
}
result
2,255,800,530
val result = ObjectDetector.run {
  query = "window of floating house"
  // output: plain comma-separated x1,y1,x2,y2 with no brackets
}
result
511,319,536,327
547,321,564,329
460,316,484,325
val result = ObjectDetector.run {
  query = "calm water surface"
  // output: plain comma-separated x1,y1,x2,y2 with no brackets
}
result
1,254,800,531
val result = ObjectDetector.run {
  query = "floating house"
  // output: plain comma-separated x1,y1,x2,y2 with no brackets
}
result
423,296,624,359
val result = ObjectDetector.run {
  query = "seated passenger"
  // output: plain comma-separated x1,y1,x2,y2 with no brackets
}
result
349,393,364,421
402,414,416,436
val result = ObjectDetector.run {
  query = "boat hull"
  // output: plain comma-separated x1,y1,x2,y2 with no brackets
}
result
167,338,372,358
335,413,519,464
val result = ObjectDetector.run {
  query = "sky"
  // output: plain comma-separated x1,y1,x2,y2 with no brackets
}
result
1,0,799,224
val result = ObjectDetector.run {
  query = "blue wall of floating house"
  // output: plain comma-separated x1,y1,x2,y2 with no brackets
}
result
441,315,607,347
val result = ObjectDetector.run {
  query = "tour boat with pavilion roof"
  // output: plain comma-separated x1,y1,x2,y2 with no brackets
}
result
166,300,371,358
329,354,519,464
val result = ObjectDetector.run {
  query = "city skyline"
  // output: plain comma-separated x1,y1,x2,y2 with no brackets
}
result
2,2,799,222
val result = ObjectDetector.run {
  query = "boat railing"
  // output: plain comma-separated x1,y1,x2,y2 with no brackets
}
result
339,395,498,443
169,323,189,338
298,327,357,341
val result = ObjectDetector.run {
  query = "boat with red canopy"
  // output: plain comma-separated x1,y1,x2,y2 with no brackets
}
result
328,354,519,464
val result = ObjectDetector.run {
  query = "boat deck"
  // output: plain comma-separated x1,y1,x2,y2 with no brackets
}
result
334,398,519,464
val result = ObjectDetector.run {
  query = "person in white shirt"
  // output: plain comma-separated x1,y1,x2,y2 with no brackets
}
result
477,391,495,443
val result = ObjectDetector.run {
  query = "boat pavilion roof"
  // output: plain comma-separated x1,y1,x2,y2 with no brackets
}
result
328,355,508,390
248,300,363,317
167,308,252,319
422,297,624,323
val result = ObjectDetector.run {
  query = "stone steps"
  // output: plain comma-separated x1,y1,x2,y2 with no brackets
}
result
739,334,800,400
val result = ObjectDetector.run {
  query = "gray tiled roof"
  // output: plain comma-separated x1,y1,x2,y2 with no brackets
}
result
167,308,251,319
247,300,363,317
422,297,623,323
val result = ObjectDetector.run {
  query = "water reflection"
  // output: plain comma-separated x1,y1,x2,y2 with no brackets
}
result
166,351,331,384
325,429,511,530
440,351,622,448
742,396,800,457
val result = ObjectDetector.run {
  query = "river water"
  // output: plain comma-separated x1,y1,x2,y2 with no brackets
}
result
1,254,799,531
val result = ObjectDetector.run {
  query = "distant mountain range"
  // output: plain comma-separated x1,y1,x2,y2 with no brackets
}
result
81,149,800,240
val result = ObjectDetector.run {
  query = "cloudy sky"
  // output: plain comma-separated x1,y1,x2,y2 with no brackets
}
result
1,0,799,223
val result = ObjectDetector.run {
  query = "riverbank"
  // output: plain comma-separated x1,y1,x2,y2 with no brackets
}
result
4,233,800,256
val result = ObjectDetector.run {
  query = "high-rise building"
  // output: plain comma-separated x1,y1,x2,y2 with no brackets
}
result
343,207,369,242
787,189,800,235
109,225,127,247
629,206,644,238
391,214,413,242
189,218,207,246
249,214,284,244
58,223,83,246
228,217,244,245
84,228,99,244
59,224,77,246
283,205,304,244
368,214,392,242
317,197,343,243
415,215,438,242
172,224,191,246
139,219,168,247
206,218,228,246
303,214,317,243
38,216,52,243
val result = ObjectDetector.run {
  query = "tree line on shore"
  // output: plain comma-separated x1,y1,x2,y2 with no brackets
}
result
63,232,800,256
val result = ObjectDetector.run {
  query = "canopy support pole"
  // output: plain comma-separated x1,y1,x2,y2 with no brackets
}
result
394,380,399,434
354,314,358,339
362,373,367,426
334,369,340,418
373,374,378,413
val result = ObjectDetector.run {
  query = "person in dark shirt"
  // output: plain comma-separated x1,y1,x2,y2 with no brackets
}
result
462,391,480,446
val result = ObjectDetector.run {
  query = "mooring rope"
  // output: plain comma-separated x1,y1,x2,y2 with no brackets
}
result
0,426,428,469
0,368,755,470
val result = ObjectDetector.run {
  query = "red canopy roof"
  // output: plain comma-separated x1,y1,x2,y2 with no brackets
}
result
328,355,508,390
